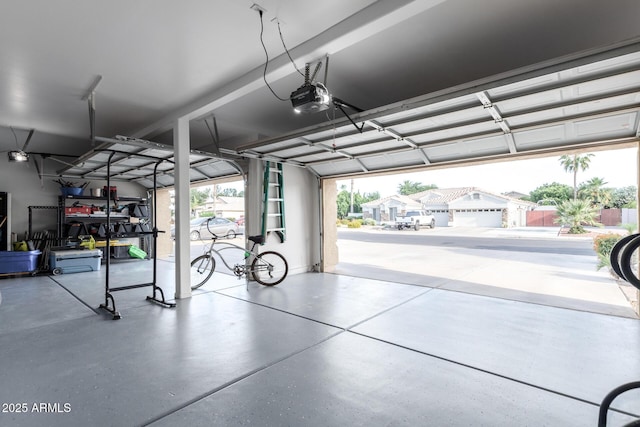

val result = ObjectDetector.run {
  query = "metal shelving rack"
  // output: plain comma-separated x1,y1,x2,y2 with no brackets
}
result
58,194,150,258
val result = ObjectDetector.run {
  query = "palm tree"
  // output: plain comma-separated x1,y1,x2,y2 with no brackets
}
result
554,199,601,234
578,177,612,208
559,154,594,200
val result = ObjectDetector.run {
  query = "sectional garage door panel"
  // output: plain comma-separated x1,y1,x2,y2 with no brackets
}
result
57,138,243,188
236,44,640,178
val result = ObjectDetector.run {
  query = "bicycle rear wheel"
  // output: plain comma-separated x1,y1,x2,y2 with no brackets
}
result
251,251,288,286
620,234,640,291
609,233,639,281
190,255,216,290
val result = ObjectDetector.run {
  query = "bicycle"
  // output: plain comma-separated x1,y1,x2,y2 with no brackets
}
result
190,218,288,289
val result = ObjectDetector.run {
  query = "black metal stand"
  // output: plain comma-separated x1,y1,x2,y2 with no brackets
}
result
98,150,176,320
28,205,60,239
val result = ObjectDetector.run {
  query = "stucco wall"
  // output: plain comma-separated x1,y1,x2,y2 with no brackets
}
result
245,160,320,276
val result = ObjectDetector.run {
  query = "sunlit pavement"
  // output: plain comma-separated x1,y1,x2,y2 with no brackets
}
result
336,226,638,318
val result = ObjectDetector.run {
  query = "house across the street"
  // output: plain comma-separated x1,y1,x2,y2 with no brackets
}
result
363,187,536,227
194,196,245,220
361,195,423,223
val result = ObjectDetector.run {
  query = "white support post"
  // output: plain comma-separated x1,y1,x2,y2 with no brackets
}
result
246,159,264,239
174,117,192,299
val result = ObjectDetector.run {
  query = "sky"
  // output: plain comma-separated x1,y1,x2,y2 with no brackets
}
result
335,147,639,197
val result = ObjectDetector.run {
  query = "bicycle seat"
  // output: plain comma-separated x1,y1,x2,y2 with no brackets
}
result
248,235,264,245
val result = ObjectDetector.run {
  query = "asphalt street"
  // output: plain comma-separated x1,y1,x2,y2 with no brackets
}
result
338,228,594,256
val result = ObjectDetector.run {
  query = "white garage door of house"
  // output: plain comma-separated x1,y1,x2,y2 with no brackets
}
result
432,212,450,227
454,210,502,227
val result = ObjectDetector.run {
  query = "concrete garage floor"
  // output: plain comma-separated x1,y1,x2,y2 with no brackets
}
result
0,260,639,426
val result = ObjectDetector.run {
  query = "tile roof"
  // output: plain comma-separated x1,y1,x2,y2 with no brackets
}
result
362,194,422,207
414,187,537,206
364,188,536,208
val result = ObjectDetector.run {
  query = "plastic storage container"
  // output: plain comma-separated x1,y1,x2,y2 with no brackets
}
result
0,250,41,274
60,187,84,197
128,245,147,259
50,249,102,275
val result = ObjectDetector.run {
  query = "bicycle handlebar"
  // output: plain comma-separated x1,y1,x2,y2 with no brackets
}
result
204,216,239,240
205,217,220,240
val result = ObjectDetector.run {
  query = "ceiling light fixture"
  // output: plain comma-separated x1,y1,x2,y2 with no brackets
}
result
8,150,29,162
7,127,34,162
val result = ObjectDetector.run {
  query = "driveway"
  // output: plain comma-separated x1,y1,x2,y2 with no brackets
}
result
335,226,638,318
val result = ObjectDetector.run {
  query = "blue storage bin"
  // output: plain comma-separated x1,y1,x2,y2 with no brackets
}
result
60,187,83,197
0,250,41,274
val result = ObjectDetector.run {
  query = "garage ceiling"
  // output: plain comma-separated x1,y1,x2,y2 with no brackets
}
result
2,1,640,186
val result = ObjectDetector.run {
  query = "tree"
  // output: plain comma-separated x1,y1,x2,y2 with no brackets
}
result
190,187,210,206
529,182,572,205
554,199,601,234
363,191,380,202
397,180,437,195
219,187,239,197
559,154,594,200
336,190,350,219
611,186,637,208
577,177,612,208
335,187,381,219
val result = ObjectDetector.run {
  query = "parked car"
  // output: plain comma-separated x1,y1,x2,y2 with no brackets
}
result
171,217,239,240
396,210,436,230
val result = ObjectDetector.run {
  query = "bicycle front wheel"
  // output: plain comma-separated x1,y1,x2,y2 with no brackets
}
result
251,251,288,286
190,255,216,290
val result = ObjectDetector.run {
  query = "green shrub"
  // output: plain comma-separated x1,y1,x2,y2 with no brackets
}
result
340,219,350,225
347,219,362,228
593,233,622,258
593,233,624,273
363,218,376,226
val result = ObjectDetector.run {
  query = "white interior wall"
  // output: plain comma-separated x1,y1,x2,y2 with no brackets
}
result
0,156,147,240
245,160,320,276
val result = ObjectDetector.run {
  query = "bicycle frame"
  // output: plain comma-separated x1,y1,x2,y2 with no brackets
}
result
190,219,288,289
200,237,260,277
